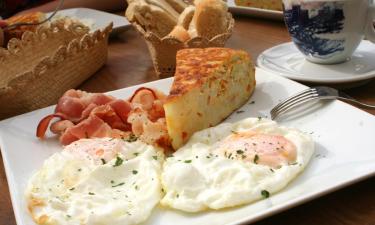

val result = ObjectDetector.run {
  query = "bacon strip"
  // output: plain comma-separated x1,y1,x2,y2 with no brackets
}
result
36,87,171,149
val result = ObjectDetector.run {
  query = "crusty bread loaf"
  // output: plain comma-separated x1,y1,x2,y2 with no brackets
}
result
177,5,195,29
164,0,189,13
126,0,179,37
167,25,191,42
190,0,228,40
164,48,255,149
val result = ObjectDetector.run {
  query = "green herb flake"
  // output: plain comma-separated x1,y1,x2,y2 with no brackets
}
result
236,150,244,154
66,215,72,218
253,154,259,164
184,160,192,163
257,116,262,121
231,130,239,134
112,182,125,188
69,187,75,191
133,152,139,156
261,190,270,198
77,168,82,172
111,180,115,184
270,168,274,173
101,158,106,165
132,170,138,175
123,134,138,142
88,192,95,195
113,156,124,167
152,156,158,160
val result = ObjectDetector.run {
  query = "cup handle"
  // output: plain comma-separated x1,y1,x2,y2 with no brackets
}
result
365,4,375,42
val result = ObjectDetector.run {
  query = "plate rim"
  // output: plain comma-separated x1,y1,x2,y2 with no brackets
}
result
1,70,375,225
47,7,130,31
257,41,375,83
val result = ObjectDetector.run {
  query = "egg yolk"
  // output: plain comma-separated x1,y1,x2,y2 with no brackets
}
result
214,131,297,168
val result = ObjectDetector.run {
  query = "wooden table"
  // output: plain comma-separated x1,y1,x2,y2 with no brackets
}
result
1,15,375,225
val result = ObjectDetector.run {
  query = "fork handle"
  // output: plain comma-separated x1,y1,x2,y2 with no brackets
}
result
337,97,375,109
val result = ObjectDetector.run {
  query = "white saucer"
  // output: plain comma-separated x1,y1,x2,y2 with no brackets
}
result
257,40,375,84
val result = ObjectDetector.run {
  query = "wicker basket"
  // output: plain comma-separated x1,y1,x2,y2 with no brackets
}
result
0,20,113,120
130,13,234,77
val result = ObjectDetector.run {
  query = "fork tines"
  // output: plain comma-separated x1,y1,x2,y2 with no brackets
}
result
271,88,319,120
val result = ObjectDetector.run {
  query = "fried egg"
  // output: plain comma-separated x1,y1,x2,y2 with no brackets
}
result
25,138,164,225
161,118,314,212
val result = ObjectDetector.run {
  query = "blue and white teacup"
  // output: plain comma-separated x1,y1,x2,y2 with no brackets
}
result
282,0,375,64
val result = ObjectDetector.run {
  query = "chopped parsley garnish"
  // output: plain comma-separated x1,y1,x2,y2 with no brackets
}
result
113,156,124,167
228,153,233,159
101,158,106,165
66,215,72,218
132,170,138,175
261,190,270,198
236,150,244,154
249,100,255,104
133,152,139,156
257,116,262,121
152,156,158,160
77,168,82,172
289,162,298,166
253,154,259,164
112,182,125,187
135,185,139,190
231,130,239,134
184,160,192,163
236,110,245,114
111,180,115,184
270,168,274,173
123,134,138,142
88,192,95,195
69,187,75,191
176,194,179,198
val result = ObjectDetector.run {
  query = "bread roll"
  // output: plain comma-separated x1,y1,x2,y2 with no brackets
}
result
164,0,189,13
167,25,191,42
177,5,195,29
126,0,179,37
191,0,228,40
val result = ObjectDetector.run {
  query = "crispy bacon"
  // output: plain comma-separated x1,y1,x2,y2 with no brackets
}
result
36,87,171,149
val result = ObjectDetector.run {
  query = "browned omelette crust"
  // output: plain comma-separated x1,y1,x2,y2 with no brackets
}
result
168,48,250,98
165,48,256,149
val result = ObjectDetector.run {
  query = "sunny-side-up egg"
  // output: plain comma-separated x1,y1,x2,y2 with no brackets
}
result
25,138,164,225
161,118,314,212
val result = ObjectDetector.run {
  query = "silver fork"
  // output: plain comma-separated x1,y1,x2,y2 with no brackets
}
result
270,86,375,120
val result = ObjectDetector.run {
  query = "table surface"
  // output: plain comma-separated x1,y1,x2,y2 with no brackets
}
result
1,15,375,225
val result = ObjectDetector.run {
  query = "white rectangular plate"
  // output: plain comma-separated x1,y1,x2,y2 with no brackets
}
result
1,68,375,225
48,8,130,32
227,0,283,21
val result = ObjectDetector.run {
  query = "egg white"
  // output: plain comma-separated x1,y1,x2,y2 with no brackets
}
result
161,118,314,212
25,138,164,225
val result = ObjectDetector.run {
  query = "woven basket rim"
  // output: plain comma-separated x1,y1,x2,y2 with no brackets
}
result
0,20,113,95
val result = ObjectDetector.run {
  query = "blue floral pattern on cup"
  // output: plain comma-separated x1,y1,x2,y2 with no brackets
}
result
283,2,345,59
